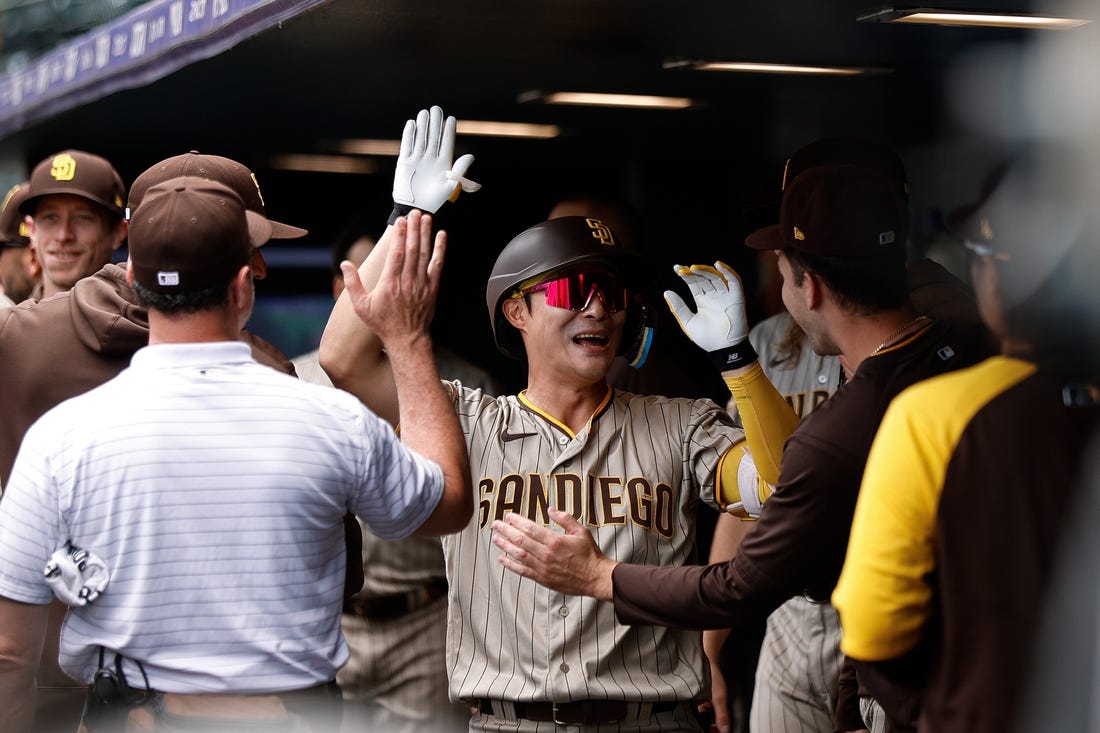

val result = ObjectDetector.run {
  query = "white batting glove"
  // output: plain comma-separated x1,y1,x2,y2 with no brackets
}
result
391,105,480,220
44,543,110,606
664,261,757,371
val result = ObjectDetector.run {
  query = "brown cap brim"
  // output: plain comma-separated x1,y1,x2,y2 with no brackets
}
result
246,211,274,248
745,224,784,251
267,219,308,239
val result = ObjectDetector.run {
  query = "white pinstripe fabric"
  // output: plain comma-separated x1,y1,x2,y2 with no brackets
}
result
749,598,843,733
444,384,743,706
859,696,888,733
337,596,472,732
0,341,445,693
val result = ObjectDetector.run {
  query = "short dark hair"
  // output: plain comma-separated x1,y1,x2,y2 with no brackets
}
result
784,247,908,315
131,279,231,314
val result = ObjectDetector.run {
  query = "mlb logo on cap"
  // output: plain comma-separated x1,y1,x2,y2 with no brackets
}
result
157,272,181,287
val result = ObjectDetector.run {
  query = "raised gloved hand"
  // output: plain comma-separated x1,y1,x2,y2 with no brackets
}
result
44,542,110,606
664,261,758,371
390,105,480,223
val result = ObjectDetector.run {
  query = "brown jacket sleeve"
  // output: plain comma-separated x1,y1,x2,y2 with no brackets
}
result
240,330,297,376
612,430,863,630
834,656,864,732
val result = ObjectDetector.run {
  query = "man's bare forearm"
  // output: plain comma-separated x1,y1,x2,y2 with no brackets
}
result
319,224,400,423
386,332,472,535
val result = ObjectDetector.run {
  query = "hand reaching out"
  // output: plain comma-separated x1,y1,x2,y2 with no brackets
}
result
492,507,618,601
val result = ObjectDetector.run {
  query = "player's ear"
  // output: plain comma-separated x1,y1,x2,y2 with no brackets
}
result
803,271,825,311
111,218,128,251
502,297,529,329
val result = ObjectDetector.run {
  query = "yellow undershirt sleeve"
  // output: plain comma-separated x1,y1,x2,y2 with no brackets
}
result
723,362,800,487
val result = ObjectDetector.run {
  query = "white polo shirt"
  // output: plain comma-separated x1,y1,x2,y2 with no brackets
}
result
0,341,444,693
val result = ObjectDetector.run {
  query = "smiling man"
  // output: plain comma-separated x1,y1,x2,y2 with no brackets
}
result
321,106,770,732
19,149,127,300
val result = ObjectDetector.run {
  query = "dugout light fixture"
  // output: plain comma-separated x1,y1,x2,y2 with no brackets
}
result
337,120,559,155
663,59,888,76
336,139,402,156
858,7,1091,29
456,120,561,138
519,90,695,110
268,154,378,174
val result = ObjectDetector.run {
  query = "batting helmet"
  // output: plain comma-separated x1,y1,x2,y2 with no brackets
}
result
486,216,654,365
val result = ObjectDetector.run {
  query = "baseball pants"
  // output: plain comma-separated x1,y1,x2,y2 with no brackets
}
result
469,701,702,732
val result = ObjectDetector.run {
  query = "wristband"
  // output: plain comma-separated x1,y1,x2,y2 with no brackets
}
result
708,340,758,372
388,203,415,225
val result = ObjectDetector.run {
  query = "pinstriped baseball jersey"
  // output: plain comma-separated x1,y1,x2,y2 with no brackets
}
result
443,382,744,704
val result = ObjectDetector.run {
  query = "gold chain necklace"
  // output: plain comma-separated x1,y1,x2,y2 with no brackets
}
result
870,316,930,356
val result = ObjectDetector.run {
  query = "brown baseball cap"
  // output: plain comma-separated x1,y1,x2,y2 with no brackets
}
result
781,137,909,202
743,137,911,250
127,151,306,239
0,182,30,246
745,165,908,257
20,150,126,218
128,177,273,294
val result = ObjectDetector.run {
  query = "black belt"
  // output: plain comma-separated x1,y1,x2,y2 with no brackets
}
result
471,698,681,725
342,578,447,620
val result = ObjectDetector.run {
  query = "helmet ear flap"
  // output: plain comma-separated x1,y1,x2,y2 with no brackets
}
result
620,300,654,368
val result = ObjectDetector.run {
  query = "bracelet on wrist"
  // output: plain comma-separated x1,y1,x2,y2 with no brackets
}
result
387,203,415,225
708,340,758,372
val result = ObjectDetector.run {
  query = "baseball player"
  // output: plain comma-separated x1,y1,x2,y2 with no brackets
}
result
491,163,996,733
708,139,904,733
707,139,990,733
20,150,128,301
833,148,1100,733
320,106,795,731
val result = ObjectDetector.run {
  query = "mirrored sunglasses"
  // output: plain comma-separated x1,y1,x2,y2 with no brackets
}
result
522,271,630,312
